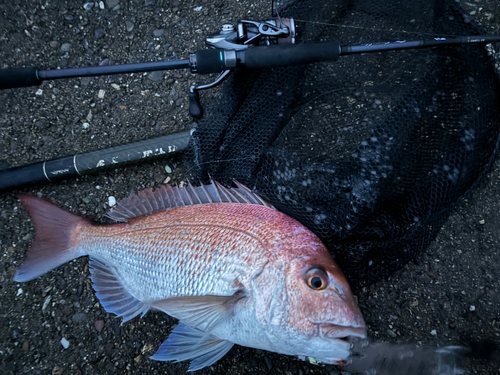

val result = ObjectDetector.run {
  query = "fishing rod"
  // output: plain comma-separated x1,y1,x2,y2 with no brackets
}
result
1,17,500,190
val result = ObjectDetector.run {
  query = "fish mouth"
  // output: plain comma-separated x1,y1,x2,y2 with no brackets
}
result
319,323,367,341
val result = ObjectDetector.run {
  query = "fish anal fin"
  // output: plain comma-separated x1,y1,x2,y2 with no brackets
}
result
89,259,149,322
151,290,245,332
151,323,234,371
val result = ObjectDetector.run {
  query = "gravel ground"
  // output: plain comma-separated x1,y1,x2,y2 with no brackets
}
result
1,1,499,374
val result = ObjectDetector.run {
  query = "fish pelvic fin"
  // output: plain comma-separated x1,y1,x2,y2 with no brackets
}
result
89,259,149,323
151,290,246,332
151,323,234,371
14,195,90,282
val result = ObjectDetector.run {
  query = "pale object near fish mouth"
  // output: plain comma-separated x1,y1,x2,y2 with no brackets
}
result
319,323,368,341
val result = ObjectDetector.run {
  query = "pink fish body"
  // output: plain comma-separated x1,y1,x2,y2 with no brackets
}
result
14,181,366,371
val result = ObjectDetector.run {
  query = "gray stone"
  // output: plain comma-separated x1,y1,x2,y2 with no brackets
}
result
72,312,88,322
49,41,58,48
60,43,71,52
152,29,165,37
106,0,119,8
175,98,184,106
95,28,105,39
145,0,155,5
83,2,94,10
94,320,105,333
172,0,180,7
125,21,134,32
387,329,397,337
148,71,163,82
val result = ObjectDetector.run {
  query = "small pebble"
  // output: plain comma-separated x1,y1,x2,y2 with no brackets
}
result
72,312,88,322
112,320,121,335
163,176,171,184
22,340,29,351
479,219,485,224
264,356,272,370
194,6,203,11
470,305,476,311
105,342,114,354
80,77,91,86
430,329,437,336
82,197,91,204
165,165,172,173
145,0,155,5
98,89,106,99
83,2,94,10
125,21,134,32
50,41,59,48
308,357,318,365
11,329,23,340
99,1,105,10
60,43,71,52
108,196,116,207
106,0,119,8
52,365,63,375
82,122,90,129
17,288,23,296
111,83,120,90
42,295,52,311
61,337,70,349
94,320,105,333
153,29,165,37
387,329,397,337
148,71,163,82
175,98,184,106
36,89,43,96
99,58,109,66
95,28,105,39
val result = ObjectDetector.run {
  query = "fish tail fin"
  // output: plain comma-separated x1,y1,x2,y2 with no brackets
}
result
14,195,91,282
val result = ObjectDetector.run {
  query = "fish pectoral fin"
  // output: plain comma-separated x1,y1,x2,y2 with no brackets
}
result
151,290,245,332
151,323,234,371
89,258,149,323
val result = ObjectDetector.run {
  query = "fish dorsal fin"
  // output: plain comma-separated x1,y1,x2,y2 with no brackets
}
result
151,323,234,371
107,180,274,222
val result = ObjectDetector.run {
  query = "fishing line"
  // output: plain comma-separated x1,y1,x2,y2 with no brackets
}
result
292,18,483,39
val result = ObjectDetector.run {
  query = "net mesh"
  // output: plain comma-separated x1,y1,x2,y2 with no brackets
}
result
183,0,500,290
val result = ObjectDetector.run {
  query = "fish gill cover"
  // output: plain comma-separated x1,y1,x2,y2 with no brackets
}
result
183,0,500,290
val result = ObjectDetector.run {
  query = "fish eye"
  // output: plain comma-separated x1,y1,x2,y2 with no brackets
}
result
304,268,328,290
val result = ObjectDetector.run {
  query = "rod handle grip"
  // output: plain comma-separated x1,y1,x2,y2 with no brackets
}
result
242,42,341,69
0,67,42,90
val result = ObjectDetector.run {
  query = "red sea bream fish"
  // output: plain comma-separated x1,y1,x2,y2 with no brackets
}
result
14,181,366,371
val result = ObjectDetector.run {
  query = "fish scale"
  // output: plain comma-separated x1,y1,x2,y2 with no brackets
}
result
80,204,274,301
